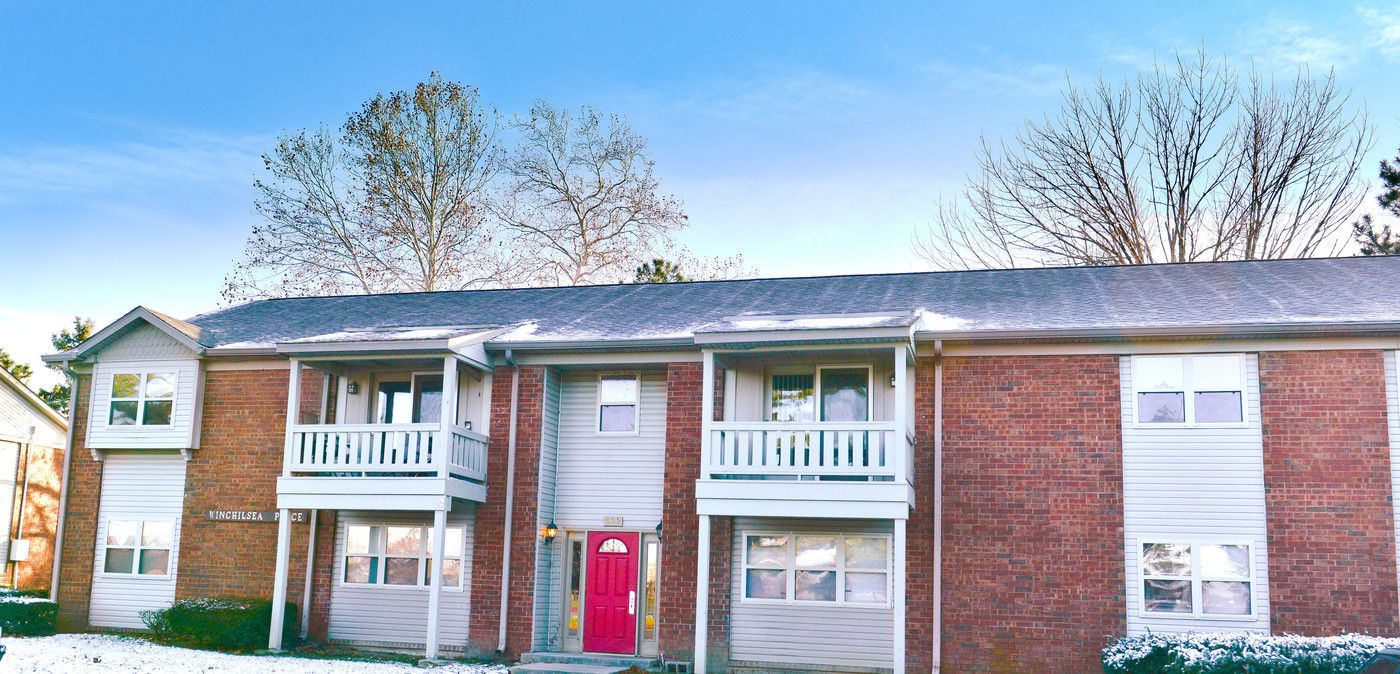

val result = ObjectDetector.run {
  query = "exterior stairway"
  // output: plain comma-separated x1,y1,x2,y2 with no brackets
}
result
511,652,659,674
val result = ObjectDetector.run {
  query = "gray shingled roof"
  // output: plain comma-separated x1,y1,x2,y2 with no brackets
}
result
181,257,1400,350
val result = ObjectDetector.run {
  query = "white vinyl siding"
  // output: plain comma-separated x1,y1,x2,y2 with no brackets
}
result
1120,354,1270,634
327,508,475,649
729,517,893,670
89,452,186,629
88,359,200,450
97,323,193,361
0,443,17,563
0,382,66,449
533,368,563,651
553,372,666,530
1386,350,1400,600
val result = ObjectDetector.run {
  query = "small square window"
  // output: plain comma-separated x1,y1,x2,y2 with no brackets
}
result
598,375,639,433
103,519,172,577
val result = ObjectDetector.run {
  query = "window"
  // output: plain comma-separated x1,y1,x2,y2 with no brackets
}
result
103,520,173,576
1140,541,1254,618
1133,355,1245,425
109,372,176,426
598,374,639,433
742,532,890,606
768,365,873,423
342,524,464,589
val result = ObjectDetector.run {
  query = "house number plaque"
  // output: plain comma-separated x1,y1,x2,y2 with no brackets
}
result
205,510,307,523
603,516,624,527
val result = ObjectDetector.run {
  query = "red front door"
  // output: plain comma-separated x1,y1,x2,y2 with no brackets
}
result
583,531,640,654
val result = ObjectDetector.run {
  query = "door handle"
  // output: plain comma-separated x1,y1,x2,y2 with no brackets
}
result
629,590,637,615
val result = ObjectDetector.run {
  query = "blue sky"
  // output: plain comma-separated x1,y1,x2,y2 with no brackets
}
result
2,1,1399,388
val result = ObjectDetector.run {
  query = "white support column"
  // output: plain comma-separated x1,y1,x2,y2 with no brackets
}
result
268,507,293,650
894,517,907,674
283,359,301,477
701,350,715,467
426,508,447,659
479,372,493,433
440,357,459,477
694,514,711,674
893,345,909,486
300,509,317,638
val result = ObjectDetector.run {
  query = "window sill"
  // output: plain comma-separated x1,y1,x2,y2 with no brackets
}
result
96,572,176,582
1138,611,1259,621
737,598,891,610
336,583,466,593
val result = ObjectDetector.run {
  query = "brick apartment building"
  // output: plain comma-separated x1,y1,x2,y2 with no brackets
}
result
40,257,1400,673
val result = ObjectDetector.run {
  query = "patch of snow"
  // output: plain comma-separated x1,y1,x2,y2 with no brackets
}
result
0,634,510,674
722,316,902,331
0,596,55,604
211,341,276,350
914,310,971,332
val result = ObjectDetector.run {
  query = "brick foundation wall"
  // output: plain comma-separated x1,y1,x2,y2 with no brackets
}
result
176,368,313,625
939,355,1125,674
1260,350,1400,636
468,365,544,657
56,374,98,631
658,362,731,670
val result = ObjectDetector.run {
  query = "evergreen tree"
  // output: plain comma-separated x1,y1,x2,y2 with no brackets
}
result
37,316,95,414
633,258,687,283
1353,146,1400,256
0,349,33,384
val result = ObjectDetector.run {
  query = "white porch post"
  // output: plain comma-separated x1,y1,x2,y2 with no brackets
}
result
893,517,907,674
701,350,715,466
426,508,447,659
893,346,909,487
300,509,317,638
268,507,293,650
283,359,301,477
694,513,711,674
439,356,459,478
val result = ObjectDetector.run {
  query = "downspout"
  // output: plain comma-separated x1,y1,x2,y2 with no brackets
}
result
49,362,79,600
7,427,33,585
497,350,521,654
932,340,944,674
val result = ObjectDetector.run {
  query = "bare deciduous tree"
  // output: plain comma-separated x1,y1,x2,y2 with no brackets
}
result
914,50,1373,269
494,101,690,286
225,73,505,300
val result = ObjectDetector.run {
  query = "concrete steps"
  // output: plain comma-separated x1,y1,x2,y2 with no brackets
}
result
512,651,658,674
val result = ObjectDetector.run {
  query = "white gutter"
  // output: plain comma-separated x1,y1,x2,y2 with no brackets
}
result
913,320,1400,344
932,339,944,674
49,362,79,600
497,350,521,654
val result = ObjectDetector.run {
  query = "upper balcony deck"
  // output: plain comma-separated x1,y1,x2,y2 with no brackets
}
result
695,343,917,519
274,342,494,511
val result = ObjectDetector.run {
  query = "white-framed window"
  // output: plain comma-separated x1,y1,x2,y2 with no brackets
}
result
1132,355,1246,426
741,532,891,607
373,371,446,424
767,364,873,423
342,524,465,589
597,374,640,434
1139,540,1255,619
102,519,174,577
108,372,177,427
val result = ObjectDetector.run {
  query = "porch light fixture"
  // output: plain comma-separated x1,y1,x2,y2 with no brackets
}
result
656,522,662,540
541,521,558,542
346,381,360,395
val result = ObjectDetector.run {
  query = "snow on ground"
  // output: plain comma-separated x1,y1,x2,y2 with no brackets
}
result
0,634,510,673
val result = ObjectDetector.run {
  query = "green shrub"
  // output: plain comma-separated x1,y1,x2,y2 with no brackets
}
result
1104,632,1400,674
141,596,297,651
0,589,58,635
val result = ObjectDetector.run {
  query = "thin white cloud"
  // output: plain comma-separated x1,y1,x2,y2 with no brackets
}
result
0,127,265,204
919,59,1067,99
1238,17,1350,69
1359,4,1400,59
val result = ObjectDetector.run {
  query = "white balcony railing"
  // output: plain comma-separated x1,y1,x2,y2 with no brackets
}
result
704,421,912,483
285,423,488,483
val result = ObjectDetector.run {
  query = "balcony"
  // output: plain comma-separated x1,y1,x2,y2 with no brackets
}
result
274,349,493,511
694,344,917,520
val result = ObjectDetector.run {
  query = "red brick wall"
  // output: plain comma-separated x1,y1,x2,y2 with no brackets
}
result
176,368,313,624
56,374,99,631
468,365,544,656
658,362,731,669
8,442,65,591
907,360,939,674
939,355,1125,673
1260,350,1400,636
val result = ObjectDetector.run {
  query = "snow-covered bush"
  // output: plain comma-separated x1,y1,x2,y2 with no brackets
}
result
0,588,57,635
141,596,297,651
1103,631,1400,674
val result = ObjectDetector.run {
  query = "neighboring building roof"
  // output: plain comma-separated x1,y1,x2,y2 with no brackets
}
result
0,366,67,447
48,256,1400,358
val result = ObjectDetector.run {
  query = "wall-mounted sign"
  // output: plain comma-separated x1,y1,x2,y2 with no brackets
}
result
205,510,307,523
603,516,624,527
